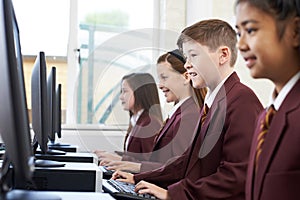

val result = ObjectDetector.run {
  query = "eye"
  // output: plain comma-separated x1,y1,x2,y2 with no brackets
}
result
246,28,257,35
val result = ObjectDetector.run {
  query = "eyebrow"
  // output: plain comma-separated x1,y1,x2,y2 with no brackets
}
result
235,19,259,29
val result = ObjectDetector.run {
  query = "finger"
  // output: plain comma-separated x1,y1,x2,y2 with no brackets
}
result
137,188,152,195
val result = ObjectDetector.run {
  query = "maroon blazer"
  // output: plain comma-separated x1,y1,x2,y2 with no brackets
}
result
140,97,200,172
246,79,300,200
122,110,162,162
134,72,263,199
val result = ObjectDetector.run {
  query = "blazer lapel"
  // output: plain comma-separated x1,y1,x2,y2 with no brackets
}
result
185,72,238,175
155,113,176,144
246,112,265,200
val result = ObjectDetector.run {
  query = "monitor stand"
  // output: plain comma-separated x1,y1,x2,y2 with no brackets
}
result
34,159,65,168
35,149,66,155
4,189,61,200
48,141,70,147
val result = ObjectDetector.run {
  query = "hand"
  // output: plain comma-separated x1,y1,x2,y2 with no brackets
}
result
111,170,135,184
94,150,122,161
100,160,141,173
135,180,171,200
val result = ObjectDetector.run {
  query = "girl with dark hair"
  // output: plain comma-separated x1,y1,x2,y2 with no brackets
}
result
95,73,163,162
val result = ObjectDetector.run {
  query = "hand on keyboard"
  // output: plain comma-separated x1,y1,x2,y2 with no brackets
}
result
104,179,158,200
111,170,135,184
135,180,169,200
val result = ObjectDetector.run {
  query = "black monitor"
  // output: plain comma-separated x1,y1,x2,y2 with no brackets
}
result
47,66,56,143
47,79,70,147
31,51,49,154
31,52,66,157
0,0,61,199
48,83,70,147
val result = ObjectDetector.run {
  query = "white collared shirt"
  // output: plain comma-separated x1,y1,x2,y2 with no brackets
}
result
125,109,144,150
268,71,300,110
167,96,190,120
204,72,234,108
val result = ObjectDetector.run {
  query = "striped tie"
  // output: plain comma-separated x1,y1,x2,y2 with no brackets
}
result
255,105,276,171
201,104,209,127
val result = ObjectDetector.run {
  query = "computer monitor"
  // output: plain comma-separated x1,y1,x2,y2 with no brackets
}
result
0,0,61,199
31,51,49,154
48,81,70,147
47,66,56,143
31,52,66,157
54,84,62,139
0,0,34,190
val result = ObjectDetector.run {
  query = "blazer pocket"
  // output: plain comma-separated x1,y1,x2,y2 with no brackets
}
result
261,170,300,200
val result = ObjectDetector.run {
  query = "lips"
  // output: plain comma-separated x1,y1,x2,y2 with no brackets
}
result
188,72,197,77
244,56,257,69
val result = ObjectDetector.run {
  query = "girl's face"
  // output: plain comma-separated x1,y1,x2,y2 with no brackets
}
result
236,2,300,89
157,61,188,103
119,80,135,112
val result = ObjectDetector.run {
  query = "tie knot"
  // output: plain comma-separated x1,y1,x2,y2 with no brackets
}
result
264,105,276,127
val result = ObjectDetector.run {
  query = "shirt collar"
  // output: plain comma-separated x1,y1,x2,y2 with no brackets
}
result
130,109,144,127
268,71,300,110
204,72,234,108
167,96,190,119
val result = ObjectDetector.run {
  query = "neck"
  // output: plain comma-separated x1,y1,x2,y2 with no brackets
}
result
208,67,233,91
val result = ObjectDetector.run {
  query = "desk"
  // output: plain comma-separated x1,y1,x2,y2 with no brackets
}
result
35,152,98,164
4,190,115,200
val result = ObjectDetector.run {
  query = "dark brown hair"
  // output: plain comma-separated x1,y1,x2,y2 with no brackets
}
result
177,19,238,67
121,73,163,121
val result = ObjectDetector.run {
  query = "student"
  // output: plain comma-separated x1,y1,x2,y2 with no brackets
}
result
95,73,163,162
99,50,207,173
235,1,300,199
112,19,263,200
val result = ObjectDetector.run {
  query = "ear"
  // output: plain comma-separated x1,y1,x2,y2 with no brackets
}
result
291,17,300,48
182,71,191,85
218,46,230,65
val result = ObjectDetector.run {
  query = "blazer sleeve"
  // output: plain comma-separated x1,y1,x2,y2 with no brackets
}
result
134,152,190,189
168,86,263,199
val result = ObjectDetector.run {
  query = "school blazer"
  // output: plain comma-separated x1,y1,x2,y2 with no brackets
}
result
122,110,162,162
246,79,300,200
134,72,263,199
139,97,200,172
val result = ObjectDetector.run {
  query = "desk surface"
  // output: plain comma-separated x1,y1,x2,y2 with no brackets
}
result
5,190,116,200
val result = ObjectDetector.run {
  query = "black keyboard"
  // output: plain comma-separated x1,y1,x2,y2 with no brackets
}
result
102,179,158,200
99,166,115,179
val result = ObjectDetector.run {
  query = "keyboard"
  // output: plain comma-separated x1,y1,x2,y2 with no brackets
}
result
102,179,158,200
99,166,115,179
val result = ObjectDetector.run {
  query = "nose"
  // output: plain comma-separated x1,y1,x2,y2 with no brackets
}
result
184,59,192,70
157,81,164,90
236,34,249,52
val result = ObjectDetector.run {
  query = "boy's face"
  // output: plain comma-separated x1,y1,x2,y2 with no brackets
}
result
235,2,295,82
182,40,219,89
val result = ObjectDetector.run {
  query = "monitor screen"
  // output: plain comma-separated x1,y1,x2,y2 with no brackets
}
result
31,51,50,154
47,66,56,143
54,84,62,139
31,53,66,157
0,0,34,189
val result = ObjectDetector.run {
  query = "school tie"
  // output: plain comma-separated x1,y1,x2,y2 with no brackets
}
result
200,104,209,127
255,105,276,171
